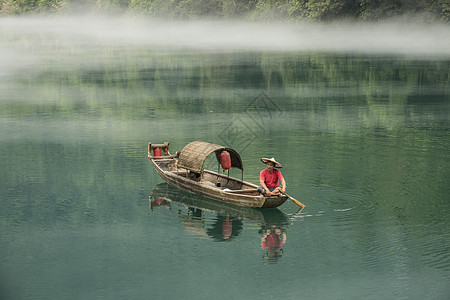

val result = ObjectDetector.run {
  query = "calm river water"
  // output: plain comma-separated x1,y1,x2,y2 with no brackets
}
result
1,18,449,299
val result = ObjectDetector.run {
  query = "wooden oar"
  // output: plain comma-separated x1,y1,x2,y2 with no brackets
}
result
284,193,305,208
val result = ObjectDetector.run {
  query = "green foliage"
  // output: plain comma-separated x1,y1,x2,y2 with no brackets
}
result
438,0,450,22
178,0,223,18
247,0,306,20
1,0,66,14
221,0,257,18
1,0,449,21
96,0,130,14
128,0,183,17
359,0,402,20
306,0,339,20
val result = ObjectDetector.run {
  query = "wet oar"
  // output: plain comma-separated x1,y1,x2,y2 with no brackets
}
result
285,193,305,208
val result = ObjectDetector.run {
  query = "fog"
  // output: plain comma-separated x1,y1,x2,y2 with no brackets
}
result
1,16,449,143
1,16,450,56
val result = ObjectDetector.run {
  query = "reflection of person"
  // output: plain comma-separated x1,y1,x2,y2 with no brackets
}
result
261,225,286,262
258,157,286,196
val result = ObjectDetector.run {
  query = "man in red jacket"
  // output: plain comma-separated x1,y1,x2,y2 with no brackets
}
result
258,157,286,196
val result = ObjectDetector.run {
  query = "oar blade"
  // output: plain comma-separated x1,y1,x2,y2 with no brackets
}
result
285,194,305,208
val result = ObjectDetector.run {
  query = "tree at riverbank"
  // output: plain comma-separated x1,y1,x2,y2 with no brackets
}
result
1,0,449,23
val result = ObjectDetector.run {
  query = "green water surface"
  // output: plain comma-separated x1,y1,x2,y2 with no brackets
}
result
1,19,449,300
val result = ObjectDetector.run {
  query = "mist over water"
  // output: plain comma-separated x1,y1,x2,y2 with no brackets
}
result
1,17,450,55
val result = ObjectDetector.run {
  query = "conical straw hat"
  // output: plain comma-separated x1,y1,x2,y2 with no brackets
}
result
261,157,282,168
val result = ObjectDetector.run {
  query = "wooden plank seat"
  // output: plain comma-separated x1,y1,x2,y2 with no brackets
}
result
225,189,259,194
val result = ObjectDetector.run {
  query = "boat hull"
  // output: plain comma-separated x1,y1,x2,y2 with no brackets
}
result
150,183,290,224
150,159,287,208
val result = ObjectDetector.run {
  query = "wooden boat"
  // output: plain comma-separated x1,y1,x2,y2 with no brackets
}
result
148,141,288,208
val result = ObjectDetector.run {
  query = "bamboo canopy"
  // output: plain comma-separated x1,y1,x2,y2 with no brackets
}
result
177,141,243,174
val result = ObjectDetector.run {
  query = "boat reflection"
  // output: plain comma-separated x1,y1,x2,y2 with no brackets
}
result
150,183,292,262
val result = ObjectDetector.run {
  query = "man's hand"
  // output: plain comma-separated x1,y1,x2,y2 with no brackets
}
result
271,188,282,196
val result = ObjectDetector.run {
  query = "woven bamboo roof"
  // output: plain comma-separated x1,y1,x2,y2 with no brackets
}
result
177,141,243,174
